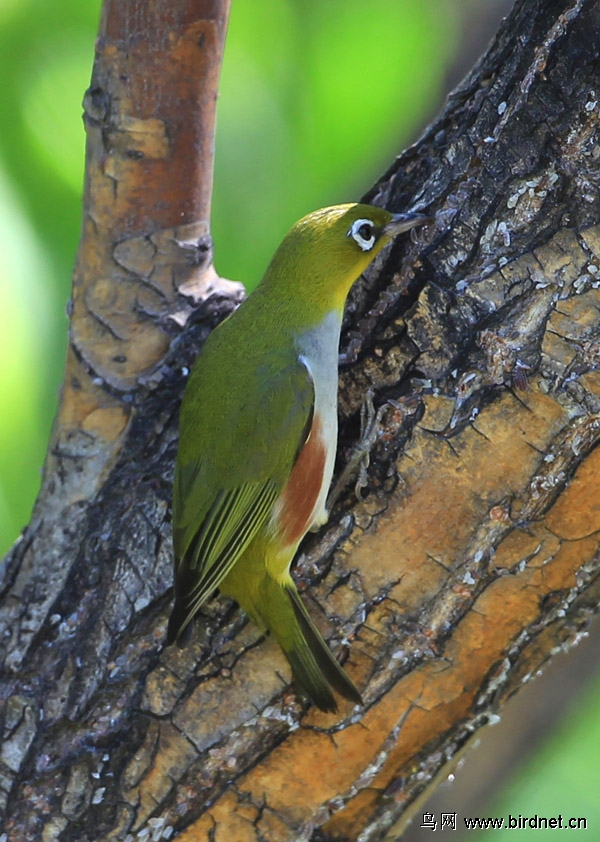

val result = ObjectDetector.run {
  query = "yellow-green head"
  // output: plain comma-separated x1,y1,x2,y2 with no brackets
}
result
255,202,428,319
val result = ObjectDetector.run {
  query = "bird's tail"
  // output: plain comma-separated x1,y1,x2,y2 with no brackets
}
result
258,575,362,712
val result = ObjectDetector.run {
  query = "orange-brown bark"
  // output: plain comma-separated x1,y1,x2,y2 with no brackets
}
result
50,0,235,493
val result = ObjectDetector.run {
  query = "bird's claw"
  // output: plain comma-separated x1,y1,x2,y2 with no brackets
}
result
328,388,387,509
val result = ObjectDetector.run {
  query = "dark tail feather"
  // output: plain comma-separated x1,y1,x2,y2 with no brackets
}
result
168,574,363,712
287,586,362,706
167,598,194,648
243,574,362,711
286,585,362,709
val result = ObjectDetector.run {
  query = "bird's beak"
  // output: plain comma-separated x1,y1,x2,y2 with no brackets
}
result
383,211,431,237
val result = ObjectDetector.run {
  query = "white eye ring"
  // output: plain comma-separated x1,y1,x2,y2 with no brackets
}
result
347,218,376,252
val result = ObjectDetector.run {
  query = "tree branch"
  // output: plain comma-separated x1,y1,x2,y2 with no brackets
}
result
2,0,600,840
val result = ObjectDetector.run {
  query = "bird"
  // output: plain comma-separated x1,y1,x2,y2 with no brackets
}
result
168,202,427,711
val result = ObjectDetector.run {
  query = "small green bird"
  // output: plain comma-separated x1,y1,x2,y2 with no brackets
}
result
168,203,426,711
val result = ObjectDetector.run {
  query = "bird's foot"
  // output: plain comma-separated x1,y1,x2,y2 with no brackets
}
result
327,388,387,510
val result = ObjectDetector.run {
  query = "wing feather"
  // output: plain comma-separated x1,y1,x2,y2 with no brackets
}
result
186,481,278,599
168,356,315,645
172,480,278,634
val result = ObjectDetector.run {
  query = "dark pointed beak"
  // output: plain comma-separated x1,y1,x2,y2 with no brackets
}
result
383,211,431,237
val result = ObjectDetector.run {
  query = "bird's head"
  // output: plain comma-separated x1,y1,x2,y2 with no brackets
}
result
262,203,428,317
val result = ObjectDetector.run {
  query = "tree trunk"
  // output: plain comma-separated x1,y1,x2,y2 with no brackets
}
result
2,0,600,839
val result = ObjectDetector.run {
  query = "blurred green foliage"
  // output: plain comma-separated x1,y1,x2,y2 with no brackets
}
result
0,1,100,556
214,0,454,285
470,666,600,840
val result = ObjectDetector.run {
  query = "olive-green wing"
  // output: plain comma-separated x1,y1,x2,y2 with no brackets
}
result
168,357,314,644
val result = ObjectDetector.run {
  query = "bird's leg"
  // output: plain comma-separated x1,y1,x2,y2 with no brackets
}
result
327,388,387,511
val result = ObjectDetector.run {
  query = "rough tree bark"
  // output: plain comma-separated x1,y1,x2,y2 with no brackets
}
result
1,0,600,839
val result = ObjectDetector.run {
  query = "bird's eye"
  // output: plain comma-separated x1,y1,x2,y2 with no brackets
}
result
347,218,376,251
